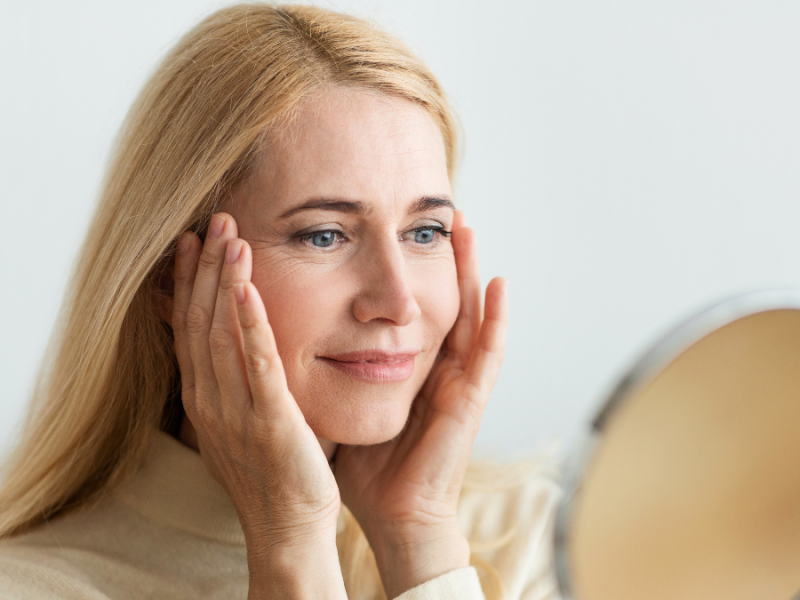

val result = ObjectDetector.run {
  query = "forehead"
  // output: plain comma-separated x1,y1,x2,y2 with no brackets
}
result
249,86,451,212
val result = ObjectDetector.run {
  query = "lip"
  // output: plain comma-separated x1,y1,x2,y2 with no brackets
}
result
319,349,420,383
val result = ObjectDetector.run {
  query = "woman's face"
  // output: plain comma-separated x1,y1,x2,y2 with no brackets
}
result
221,87,459,450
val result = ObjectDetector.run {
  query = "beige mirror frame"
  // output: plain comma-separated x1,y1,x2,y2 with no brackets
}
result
554,289,800,600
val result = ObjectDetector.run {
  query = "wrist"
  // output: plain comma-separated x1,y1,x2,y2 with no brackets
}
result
237,493,341,555
370,524,471,599
246,532,346,600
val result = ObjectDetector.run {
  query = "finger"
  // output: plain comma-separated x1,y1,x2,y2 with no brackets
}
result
186,213,239,392
463,277,508,400
447,226,481,363
452,209,466,232
234,281,298,422
172,231,202,399
208,239,253,412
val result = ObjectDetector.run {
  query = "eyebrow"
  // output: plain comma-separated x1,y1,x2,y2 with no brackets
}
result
279,196,455,219
409,196,455,213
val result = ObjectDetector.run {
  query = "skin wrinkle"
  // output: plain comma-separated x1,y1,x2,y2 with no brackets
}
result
277,196,454,219
216,86,460,451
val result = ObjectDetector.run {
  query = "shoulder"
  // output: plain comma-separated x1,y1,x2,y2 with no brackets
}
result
0,535,112,600
0,494,134,600
0,492,183,600
458,457,563,600
0,488,248,600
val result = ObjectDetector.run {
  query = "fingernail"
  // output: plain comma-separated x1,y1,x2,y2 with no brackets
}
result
233,283,247,305
176,232,191,257
225,240,242,265
208,215,225,240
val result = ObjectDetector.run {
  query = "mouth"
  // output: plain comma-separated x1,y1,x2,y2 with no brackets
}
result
319,350,420,383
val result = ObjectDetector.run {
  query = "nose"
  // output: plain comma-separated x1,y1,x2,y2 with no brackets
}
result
351,237,422,326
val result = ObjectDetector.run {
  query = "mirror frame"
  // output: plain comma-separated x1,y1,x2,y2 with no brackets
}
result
553,288,800,600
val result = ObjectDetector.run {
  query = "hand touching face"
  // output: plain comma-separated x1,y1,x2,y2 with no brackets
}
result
167,88,506,598
220,87,460,449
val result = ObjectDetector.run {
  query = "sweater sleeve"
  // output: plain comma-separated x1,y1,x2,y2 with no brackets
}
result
393,567,485,600
456,465,563,600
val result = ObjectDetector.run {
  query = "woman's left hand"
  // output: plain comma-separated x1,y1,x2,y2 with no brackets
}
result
334,211,509,598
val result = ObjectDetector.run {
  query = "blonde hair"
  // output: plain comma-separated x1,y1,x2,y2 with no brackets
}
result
0,3,511,598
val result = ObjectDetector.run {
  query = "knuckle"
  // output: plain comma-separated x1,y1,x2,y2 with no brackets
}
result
181,379,196,399
244,352,271,379
197,248,220,271
173,259,193,282
208,325,236,356
464,378,482,398
194,400,216,426
238,311,259,332
492,345,507,364
186,303,212,336
464,394,484,421
171,310,187,334
218,276,235,292
460,387,485,429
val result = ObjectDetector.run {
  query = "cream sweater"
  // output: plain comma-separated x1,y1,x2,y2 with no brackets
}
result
0,432,560,599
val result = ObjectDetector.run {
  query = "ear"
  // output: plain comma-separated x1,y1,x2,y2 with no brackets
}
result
151,260,175,326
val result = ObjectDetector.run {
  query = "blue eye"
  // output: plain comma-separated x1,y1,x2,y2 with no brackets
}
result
309,231,337,247
413,228,436,244
405,226,451,244
298,230,343,248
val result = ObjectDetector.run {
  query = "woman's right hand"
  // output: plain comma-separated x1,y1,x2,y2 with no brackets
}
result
171,212,346,599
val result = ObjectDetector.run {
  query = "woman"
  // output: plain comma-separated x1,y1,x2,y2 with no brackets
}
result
0,4,559,599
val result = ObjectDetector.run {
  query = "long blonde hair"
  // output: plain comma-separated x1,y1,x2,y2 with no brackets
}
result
0,3,509,598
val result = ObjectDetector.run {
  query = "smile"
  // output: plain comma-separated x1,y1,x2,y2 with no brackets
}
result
319,350,419,383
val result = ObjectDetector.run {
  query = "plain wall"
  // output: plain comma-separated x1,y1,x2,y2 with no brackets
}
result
2,0,799,462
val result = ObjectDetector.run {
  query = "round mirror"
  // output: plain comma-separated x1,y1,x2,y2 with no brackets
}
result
555,290,800,600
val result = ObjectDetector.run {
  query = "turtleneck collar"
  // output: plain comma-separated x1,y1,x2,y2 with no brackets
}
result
113,430,245,546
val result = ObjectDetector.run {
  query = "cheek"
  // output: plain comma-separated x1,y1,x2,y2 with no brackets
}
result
417,259,460,345
248,257,348,365
250,251,459,377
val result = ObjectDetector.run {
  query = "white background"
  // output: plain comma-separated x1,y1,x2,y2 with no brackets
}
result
2,1,799,461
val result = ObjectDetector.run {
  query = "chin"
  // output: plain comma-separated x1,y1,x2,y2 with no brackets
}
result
303,394,413,446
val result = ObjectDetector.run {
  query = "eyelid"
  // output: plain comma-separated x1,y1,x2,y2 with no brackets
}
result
403,218,448,232
410,224,449,235
294,223,348,236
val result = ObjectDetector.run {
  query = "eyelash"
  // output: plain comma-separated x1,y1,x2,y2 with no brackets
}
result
297,225,452,250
